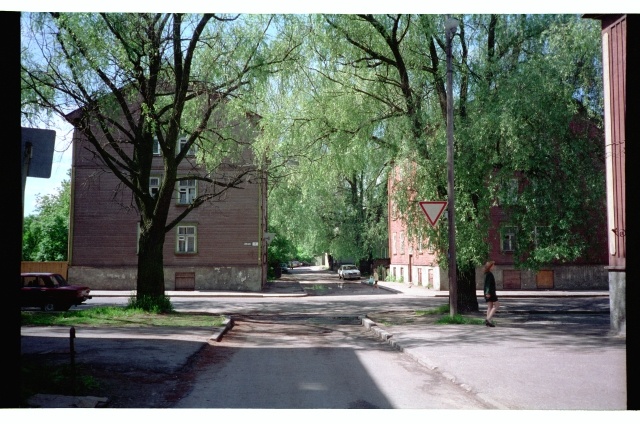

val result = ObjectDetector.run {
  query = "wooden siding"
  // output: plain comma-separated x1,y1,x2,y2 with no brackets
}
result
71,144,262,269
600,15,626,269
67,105,266,288
21,262,69,280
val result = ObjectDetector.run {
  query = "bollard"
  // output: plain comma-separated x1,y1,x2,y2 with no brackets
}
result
70,326,76,394
70,326,76,364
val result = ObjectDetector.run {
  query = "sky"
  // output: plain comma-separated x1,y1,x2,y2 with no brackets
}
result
17,0,639,217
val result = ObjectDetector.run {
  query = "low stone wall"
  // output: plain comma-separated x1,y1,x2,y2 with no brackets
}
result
474,264,608,290
68,266,262,292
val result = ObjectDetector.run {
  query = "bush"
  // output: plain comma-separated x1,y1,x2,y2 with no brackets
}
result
127,294,174,313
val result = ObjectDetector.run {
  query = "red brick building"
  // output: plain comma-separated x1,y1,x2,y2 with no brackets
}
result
387,166,447,289
66,109,268,292
388,168,609,291
388,118,609,292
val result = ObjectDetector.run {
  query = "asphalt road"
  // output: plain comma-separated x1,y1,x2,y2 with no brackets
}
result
173,313,491,409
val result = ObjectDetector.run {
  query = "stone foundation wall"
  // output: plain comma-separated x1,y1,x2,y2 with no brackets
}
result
68,266,262,292
475,265,608,290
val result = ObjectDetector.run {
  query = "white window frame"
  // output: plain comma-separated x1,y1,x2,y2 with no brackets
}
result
392,232,397,255
176,225,197,253
399,231,405,255
534,226,551,248
499,178,519,205
178,136,197,156
149,176,161,198
177,179,197,204
153,138,161,155
427,238,435,254
501,226,517,252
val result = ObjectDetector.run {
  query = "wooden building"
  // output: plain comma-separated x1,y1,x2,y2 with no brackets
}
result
66,107,268,292
585,14,629,336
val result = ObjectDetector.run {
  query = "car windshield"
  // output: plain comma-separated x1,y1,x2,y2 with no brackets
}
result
343,266,356,270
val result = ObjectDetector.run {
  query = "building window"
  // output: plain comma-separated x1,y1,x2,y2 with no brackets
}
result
176,225,197,253
149,176,161,197
392,232,397,255
177,179,197,204
399,231,405,254
501,226,517,252
178,137,197,156
153,138,161,155
499,178,519,205
427,238,435,254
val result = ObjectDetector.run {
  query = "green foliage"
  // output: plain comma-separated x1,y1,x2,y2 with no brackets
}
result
22,174,70,261
21,306,226,327
415,304,484,324
267,226,297,265
261,14,605,276
126,295,174,314
435,314,486,325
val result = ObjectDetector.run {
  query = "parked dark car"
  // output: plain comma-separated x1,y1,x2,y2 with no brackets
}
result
21,273,92,312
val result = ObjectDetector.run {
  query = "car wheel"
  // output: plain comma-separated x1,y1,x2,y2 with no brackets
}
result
41,303,56,312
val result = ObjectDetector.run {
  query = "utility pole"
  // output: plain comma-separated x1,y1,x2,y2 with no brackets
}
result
445,16,458,316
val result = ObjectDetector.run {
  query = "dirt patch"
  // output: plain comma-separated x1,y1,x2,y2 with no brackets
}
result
21,342,209,408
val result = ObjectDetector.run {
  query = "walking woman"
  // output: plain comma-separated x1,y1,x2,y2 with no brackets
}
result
483,261,499,327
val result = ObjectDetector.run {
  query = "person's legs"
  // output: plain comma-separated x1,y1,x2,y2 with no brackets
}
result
487,301,500,321
485,301,499,326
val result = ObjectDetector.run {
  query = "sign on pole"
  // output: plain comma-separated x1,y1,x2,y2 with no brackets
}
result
419,201,447,227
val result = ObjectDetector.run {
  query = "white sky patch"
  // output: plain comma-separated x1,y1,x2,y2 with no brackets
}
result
22,119,73,217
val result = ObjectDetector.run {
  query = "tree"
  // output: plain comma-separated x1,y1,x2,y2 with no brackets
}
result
21,13,298,307
257,14,604,313
22,173,71,261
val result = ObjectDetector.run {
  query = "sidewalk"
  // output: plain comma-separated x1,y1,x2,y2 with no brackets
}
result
368,281,626,410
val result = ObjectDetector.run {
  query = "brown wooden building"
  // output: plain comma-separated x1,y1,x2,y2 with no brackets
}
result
585,14,628,336
66,109,268,292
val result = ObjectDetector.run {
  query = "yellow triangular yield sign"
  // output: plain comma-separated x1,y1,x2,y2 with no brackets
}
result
419,201,447,226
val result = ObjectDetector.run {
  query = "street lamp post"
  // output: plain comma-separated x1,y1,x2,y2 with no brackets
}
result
445,16,458,316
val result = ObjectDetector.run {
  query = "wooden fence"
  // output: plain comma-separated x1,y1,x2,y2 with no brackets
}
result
21,262,69,280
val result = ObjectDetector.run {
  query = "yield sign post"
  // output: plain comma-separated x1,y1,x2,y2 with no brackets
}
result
419,201,447,227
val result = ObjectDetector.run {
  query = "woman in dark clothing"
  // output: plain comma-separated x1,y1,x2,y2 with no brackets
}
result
483,261,499,327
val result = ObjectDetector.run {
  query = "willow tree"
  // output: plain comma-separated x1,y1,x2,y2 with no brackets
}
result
21,13,298,307
257,14,604,312
254,14,393,268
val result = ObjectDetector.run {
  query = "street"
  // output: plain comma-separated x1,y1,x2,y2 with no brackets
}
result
78,266,625,410
173,312,490,408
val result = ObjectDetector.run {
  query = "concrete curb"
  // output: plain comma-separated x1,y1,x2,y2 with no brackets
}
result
360,315,510,410
26,394,109,408
210,316,234,342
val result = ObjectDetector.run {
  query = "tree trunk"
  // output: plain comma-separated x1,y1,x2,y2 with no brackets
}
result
137,221,167,300
457,262,479,313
